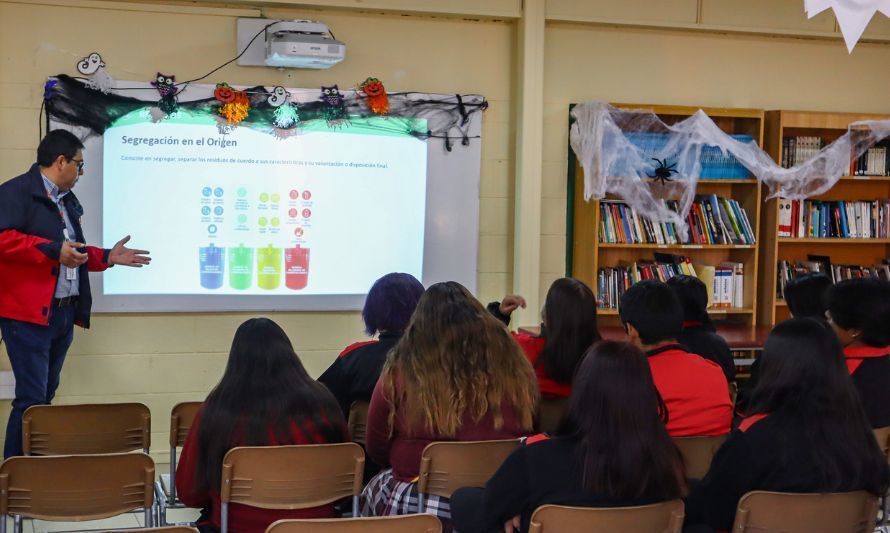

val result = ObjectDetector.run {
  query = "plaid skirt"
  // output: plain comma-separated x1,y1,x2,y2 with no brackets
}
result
361,468,453,531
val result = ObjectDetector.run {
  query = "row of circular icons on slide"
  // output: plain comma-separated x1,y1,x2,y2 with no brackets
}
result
199,244,309,290
201,187,313,201
201,208,313,219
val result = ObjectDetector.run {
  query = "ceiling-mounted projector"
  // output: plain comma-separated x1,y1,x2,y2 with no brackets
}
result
264,20,345,69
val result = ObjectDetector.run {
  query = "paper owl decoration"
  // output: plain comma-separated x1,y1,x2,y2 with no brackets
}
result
320,85,346,124
151,72,178,116
360,77,389,115
151,73,177,98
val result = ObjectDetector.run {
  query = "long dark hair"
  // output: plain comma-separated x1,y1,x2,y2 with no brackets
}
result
748,318,889,495
382,282,538,437
195,318,347,492
562,341,686,500
539,278,601,384
826,278,890,347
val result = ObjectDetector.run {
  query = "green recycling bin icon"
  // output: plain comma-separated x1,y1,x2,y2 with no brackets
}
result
228,245,254,290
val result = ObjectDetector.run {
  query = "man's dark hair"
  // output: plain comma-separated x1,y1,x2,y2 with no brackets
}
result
783,273,832,319
618,280,683,345
37,130,84,167
666,275,712,328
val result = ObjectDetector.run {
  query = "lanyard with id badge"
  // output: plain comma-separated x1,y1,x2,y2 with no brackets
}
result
53,193,77,283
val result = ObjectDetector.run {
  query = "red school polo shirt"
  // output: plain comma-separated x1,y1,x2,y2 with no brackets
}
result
646,343,733,437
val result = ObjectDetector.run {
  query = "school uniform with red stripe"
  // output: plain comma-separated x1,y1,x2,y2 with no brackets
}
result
646,343,733,437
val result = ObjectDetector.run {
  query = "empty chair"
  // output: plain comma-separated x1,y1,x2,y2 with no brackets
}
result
528,500,685,533
22,403,150,455
672,434,728,480
266,514,442,533
0,452,156,532
417,439,519,512
156,401,202,525
347,401,369,446
220,443,365,533
731,490,879,533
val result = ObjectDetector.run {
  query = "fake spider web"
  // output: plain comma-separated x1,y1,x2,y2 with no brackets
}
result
569,101,890,240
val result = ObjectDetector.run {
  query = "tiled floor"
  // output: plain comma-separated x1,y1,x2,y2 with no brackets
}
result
9,506,201,533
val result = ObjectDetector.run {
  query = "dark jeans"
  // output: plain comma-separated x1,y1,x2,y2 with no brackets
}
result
1,305,75,458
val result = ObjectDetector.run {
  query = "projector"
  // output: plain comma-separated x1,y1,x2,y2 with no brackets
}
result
264,20,345,69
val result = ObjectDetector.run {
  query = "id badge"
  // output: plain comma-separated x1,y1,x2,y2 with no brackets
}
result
66,266,77,281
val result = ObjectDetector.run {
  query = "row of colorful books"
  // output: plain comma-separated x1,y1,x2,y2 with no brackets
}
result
777,199,890,239
597,254,744,310
781,136,824,168
599,196,756,245
776,256,890,296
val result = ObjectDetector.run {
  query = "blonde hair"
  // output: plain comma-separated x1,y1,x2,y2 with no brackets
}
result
381,281,538,436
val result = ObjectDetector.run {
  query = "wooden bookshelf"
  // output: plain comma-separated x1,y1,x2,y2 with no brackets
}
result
757,110,890,326
568,103,764,328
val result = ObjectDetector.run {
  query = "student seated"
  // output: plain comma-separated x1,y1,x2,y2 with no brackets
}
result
685,318,890,532
488,277,601,398
361,281,538,531
319,272,425,416
737,272,833,415
666,275,735,383
783,272,832,319
618,280,732,437
450,340,687,533
176,318,348,533
826,278,890,428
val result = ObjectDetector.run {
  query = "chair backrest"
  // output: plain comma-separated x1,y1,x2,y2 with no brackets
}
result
266,514,443,533
417,439,520,499
732,490,879,533
102,526,200,533
528,500,685,533
0,453,155,521
672,434,728,480
169,401,203,448
537,397,568,434
347,401,369,446
874,426,890,461
220,443,365,509
23,403,151,455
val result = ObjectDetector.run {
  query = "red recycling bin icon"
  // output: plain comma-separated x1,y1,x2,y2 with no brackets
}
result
285,246,310,290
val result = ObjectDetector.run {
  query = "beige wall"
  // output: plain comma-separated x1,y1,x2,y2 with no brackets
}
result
0,0,515,462
3,0,890,463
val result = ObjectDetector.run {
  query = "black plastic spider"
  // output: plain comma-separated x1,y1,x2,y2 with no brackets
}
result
648,158,678,186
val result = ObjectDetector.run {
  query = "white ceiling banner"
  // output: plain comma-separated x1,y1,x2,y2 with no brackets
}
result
805,0,890,52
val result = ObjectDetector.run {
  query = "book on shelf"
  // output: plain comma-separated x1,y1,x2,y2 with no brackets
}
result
596,255,744,310
776,199,890,239
776,256,890,296
782,136,825,168
852,146,888,176
599,196,755,245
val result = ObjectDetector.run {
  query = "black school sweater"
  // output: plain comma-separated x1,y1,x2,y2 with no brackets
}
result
685,411,889,532
451,436,665,533
318,332,401,416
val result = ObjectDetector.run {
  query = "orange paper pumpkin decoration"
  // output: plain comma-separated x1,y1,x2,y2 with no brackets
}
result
360,77,389,115
214,83,235,103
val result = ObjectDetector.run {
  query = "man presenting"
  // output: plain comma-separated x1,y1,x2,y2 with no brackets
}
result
0,130,150,457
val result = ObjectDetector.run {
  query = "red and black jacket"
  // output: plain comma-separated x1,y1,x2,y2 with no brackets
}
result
0,164,110,327
844,345,890,428
318,332,402,416
646,343,733,437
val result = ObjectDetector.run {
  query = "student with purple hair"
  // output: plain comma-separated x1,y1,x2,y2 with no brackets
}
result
319,272,425,416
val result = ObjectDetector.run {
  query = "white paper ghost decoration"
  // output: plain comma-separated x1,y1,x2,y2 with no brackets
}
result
76,52,114,93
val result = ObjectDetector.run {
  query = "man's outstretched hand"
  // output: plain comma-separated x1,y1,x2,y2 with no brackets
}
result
108,235,151,267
